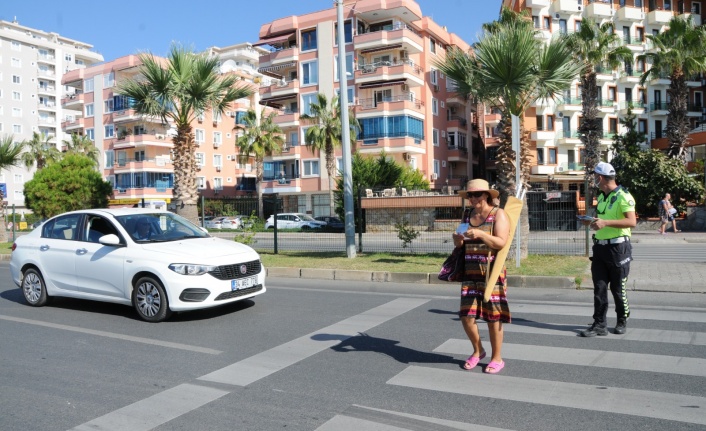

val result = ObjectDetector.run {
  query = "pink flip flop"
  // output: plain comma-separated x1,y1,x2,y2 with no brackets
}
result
463,351,486,370
485,360,505,374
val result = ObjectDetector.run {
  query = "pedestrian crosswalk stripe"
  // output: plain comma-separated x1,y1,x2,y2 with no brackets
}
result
388,366,706,426
435,340,706,377
510,303,706,323
490,320,706,345
315,405,512,431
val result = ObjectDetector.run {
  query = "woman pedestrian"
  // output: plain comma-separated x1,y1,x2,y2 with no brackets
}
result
658,193,680,234
452,179,511,374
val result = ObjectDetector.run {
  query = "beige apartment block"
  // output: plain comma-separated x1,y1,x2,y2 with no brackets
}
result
253,0,482,216
504,0,705,192
60,44,267,208
0,18,103,210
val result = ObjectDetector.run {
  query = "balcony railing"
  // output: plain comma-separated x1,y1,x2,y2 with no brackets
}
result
650,102,668,111
357,92,422,109
357,59,422,75
111,157,174,167
357,22,422,39
558,162,585,172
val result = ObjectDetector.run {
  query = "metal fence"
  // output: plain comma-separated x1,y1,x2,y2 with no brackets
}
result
205,189,592,256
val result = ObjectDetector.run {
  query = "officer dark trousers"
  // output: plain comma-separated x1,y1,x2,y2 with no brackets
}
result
591,242,631,327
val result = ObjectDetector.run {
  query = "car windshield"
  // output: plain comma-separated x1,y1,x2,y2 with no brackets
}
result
297,214,316,221
115,212,210,242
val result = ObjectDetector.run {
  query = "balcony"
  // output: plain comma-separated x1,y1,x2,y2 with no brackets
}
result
113,109,141,123
649,101,668,115
447,144,468,161
622,36,646,51
61,92,84,109
527,0,551,7
37,85,56,95
112,156,174,173
687,103,703,117
678,12,701,26
618,69,643,84
531,164,556,175
354,23,424,54
557,97,582,112
531,128,557,141
37,69,56,79
61,117,84,132
37,102,57,112
556,162,585,173
557,129,581,144
36,53,56,64
273,108,300,128
552,0,581,13
446,115,468,130
618,101,646,114
647,9,673,24
687,76,702,87
596,99,616,114
259,79,300,103
649,73,671,86
595,65,616,81
258,47,299,68
354,60,424,87
586,0,613,18
484,112,502,127
112,133,174,150
616,6,644,21
112,187,174,200
357,136,423,154
355,93,425,118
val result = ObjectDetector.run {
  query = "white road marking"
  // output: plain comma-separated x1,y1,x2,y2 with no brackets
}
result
0,314,221,354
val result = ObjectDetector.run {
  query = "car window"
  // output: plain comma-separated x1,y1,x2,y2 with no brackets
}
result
299,214,316,221
42,214,81,241
85,215,120,243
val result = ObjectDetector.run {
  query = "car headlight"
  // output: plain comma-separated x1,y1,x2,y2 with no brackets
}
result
168,263,217,275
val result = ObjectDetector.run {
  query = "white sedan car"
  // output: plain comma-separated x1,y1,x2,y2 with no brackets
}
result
10,209,266,322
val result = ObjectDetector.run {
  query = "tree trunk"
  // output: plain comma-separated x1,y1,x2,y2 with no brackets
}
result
171,125,199,224
579,71,601,213
666,72,690,161
256,160,264,219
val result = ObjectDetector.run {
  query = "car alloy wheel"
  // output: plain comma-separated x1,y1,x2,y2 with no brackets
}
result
133,276,171,322
21,268,48,306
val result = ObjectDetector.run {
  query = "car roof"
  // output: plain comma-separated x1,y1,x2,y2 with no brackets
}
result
51,208,168,218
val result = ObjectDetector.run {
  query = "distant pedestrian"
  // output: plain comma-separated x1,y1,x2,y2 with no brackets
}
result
579,162,636,337
658,193,680,234
452,179,510,374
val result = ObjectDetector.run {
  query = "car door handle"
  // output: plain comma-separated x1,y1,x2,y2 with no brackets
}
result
40,245,50,251
77,248,88,255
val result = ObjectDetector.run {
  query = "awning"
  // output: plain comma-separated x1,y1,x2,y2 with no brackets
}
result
252,32,296,47
359,79,407,89
360,44,403,54
259,94,297,107
258,62,296,74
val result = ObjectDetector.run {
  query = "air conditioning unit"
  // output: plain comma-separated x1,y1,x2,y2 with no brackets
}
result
400,50,409,60
197,115,204,123
554,13,560,19
556,166,565,172
402,152,411,161
441,101,445,108
441,131,446,137
225,111,232,117
214,142,221,148
577,5,582,12
401,84,409,92
442,160,447,167
216,166,221,172
433,84,439,92
431,172,438,180
227,155,232,160
557,112,564,118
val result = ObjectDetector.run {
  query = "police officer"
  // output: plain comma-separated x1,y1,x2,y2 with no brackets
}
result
580,162,636,337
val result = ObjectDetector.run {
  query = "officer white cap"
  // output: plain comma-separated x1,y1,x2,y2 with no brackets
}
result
592,162,615,176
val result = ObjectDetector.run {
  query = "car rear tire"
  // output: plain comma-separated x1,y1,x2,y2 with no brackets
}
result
133,276,172,322
21,268,49,307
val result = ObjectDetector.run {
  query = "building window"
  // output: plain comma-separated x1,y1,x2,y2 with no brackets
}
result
104,72,115,88
432,98,438,116
334,20,353,45
547,115,555,131
358,115,425,141
303,160,320,176
430,68,438,85
429,38,437,54
537,148,545,165
335,87,355,105
432,128,439,146
213,131,222,146
608,86,617,101
104,99,114,113
301,29,317,51
195,129,205,144
213,154,222,167
12,75,20,84
195,153,205,166
334,54,354,82
12,91,21,101
11,41,21,51
609,118,618,133
13,124,21,133
537,115,544,131
638,119,647,134
85,104,94,117
105,125,115,138
86,128,94,140
548,148,557,164
301,93,317,116
433,159,440,175
301,61,318,85
197,177,206,189
12,108,21,117
84,78,94,93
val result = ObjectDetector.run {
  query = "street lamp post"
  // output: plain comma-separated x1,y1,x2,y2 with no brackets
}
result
336,0,356,258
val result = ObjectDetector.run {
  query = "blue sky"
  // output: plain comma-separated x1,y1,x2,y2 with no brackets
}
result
3,1,501,61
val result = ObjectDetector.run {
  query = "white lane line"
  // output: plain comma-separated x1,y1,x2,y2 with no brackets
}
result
198,298,429,387
435,340,706,377
511,303,706,323
69,383,227,431
0,314,221,355
497,321,706,346
388,366,706,426
315,405,514,431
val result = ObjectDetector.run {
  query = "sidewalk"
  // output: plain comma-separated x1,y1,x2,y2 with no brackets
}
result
268,230,706,294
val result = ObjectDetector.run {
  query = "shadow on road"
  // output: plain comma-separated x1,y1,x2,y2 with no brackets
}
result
318,332,461,366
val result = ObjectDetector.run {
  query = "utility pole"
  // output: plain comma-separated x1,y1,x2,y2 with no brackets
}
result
336,0,356,258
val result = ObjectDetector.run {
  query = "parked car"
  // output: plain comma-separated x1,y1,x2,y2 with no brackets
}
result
264,213,326,231
220,217,243,230
10,209,266,322
315,216,345,232
205,216,226,229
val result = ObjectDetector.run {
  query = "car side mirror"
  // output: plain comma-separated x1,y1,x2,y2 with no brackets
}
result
98,234,123,246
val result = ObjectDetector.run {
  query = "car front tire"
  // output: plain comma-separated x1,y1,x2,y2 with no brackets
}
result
21,268,49,307
133,276,172,322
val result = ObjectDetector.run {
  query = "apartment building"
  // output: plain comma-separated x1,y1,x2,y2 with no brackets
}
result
253,0,480,215
504,0,705,190
0,19,103,210
60,44,267,209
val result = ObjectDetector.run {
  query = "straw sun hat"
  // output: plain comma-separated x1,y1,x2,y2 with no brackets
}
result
458,179,499,199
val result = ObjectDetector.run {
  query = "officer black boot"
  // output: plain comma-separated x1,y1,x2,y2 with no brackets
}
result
579,323,608,337
614,317,627,335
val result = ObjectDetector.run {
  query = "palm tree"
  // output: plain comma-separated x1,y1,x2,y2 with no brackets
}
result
300,93,359,215
117,44,253,222
20,132,61,171
63,133,100,165
0,135,26,242
437,7,581,257
638,16,706,161
565,18,633,209
235,108,284,218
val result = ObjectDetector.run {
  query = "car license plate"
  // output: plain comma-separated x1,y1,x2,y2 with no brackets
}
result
232,276,257,291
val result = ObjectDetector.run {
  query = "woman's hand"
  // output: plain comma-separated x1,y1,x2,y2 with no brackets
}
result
464,228,484,241
452,232,464,248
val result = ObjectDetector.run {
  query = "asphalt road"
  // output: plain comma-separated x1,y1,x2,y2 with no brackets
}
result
2,263,705,431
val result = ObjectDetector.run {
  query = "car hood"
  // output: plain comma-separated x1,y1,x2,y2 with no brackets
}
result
140,237,259,261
